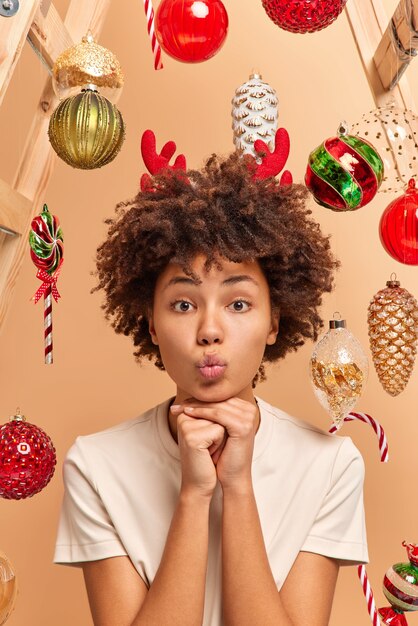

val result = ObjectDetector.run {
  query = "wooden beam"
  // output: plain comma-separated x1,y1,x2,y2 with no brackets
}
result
374,0,418,90
0,0,41,108
27,2,74,72
0,178,33,235
344,0,416,111
0,0,112,333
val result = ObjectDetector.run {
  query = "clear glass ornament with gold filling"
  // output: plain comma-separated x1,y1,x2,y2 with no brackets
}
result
0,551,17,625
310,316,369,429
52,31,124,103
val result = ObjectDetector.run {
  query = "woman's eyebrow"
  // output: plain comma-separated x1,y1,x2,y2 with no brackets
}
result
163,275,259,290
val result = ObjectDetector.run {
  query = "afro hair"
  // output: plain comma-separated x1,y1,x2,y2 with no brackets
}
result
93,151,339,385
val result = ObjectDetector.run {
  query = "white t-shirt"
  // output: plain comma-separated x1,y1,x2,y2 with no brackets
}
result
53,395,368,624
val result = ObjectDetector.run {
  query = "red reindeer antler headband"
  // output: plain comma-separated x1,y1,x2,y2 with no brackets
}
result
139,128,293,191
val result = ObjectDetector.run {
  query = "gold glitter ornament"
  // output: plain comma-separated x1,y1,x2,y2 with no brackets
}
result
368,277,418,396
52,31,124,102
310,317,369,429
48,89,125,169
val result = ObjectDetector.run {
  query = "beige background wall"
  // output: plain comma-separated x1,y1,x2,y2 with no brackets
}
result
1,1,417,624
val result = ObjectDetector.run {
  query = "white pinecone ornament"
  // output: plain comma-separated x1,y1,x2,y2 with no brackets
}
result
367,278,418,395
231,73,278,158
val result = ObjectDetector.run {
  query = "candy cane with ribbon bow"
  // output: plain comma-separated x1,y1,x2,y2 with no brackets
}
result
29,204,64,364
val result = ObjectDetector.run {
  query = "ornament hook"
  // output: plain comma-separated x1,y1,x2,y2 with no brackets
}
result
329,312,346,329
9,407,26,422
337,120,349,136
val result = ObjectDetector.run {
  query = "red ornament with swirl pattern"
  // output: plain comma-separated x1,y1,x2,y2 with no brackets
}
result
0,411,56,500
379,542,418,626
305,123,384,211
379,179,418,265
155,0,228,63
29,204,64,364
261,0,347,34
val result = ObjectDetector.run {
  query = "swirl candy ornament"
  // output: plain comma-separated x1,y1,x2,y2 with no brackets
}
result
29,204,63,274
48,89,125,169
29,204,64,364
379,542,418,626
305,123,384,211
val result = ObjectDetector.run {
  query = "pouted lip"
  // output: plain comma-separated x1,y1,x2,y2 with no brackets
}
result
196,354,227,367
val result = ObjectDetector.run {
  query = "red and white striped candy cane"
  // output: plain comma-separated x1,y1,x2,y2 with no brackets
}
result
44,285,53,364
329,412,389,462
32,266,61,365
143,0,163,70
358,565,381,626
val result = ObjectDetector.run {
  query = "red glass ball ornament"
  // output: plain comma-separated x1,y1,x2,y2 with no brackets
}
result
261,0,347,34
155,0,229,63
380,179,418,265
0,412,57,500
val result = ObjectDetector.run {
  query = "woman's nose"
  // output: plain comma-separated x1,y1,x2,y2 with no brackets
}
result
196,311,224,345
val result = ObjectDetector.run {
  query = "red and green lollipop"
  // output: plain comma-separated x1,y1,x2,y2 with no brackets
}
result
29,204,64,364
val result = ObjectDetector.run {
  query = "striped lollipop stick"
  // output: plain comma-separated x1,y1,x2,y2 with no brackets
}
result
29,204,64,365
143,0,163,70
358,565,381,626
329,412,389,462
44,280,52,364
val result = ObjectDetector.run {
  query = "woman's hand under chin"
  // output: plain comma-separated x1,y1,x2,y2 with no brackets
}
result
175,396,259,492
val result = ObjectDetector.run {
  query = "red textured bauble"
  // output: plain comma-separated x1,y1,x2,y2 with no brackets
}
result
0,413,57,500
261,0,347,34
155,0,229,63
380,179,418,265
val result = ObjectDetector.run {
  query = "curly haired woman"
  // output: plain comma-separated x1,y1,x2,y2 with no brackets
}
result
53,152,368,626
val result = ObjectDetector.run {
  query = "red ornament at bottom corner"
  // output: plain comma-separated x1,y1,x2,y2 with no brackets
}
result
379,606,408,626
379,178,418,265
0,412,56,500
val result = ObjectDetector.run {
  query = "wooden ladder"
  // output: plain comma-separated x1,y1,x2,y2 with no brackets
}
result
0,0,111,334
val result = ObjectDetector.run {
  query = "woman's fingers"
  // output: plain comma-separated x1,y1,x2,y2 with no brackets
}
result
178,402,257,439
211,434,228,465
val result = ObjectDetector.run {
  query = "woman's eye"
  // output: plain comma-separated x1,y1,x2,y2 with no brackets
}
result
229,300,251,312
170,300,251,312
171,300,194,312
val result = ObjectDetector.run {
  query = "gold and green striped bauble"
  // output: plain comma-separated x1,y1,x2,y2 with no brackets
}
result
48,88,125,169
305,123,384,211
379,541,418,625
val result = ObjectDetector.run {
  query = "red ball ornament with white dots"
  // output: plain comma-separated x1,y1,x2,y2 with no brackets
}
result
0,410,56,500
155,0,229,63
380,178,418,265
261,0,347,34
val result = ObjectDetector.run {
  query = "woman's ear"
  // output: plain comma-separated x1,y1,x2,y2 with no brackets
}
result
267,309,280,345
148,312,159,345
